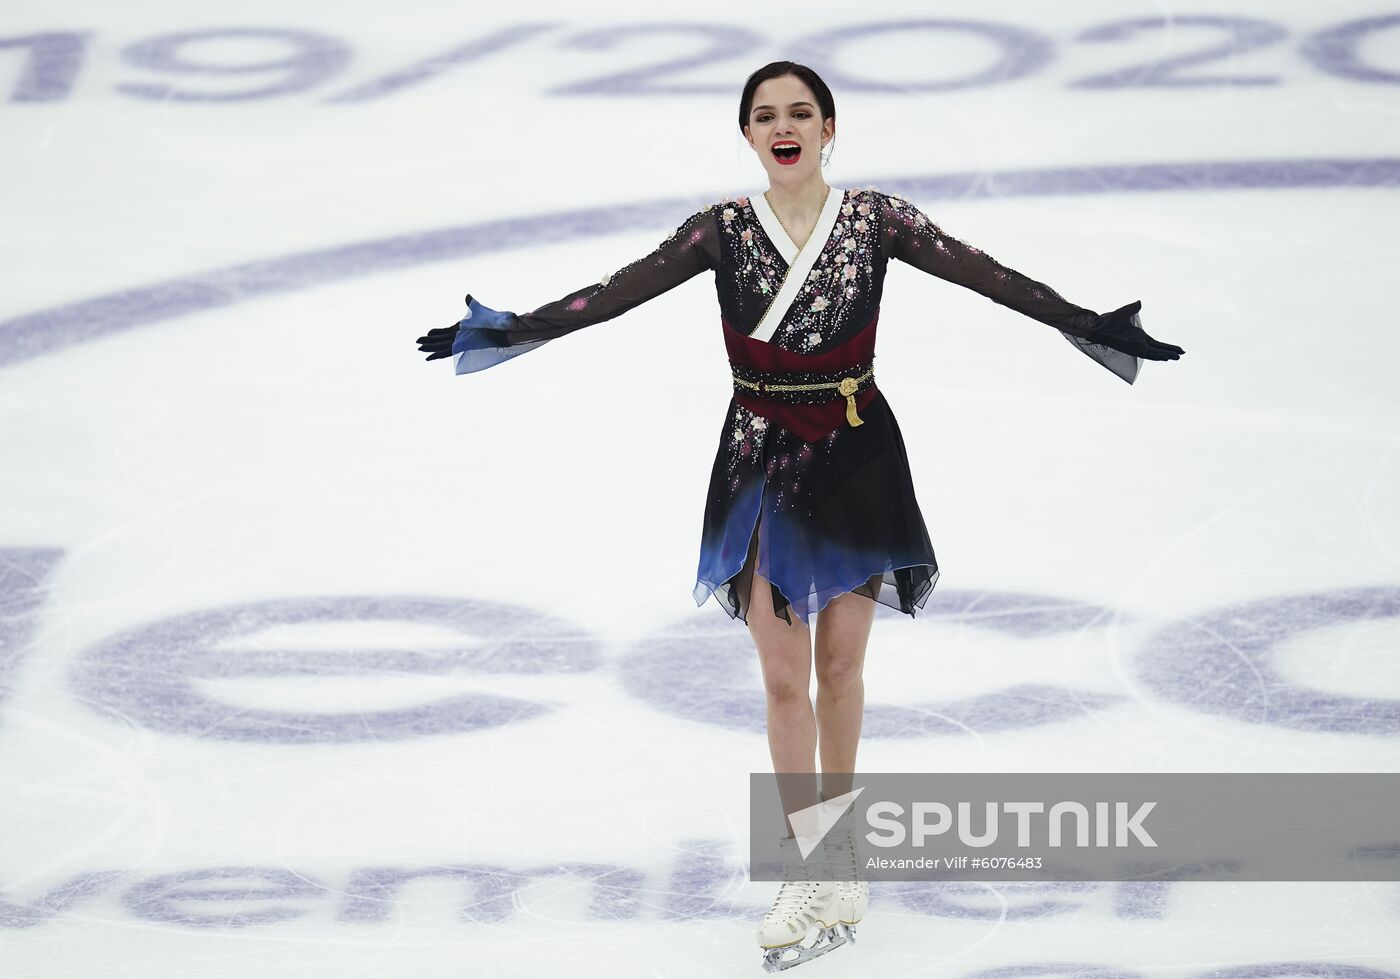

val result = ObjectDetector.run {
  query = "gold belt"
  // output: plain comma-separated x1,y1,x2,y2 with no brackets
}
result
730,367,873,428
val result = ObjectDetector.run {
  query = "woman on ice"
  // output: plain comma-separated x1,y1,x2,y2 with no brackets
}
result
417,61,1184,972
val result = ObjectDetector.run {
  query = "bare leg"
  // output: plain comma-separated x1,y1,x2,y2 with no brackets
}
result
739,518,818,835
814,574,879,801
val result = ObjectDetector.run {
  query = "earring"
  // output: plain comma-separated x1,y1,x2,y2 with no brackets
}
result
820,142,831,167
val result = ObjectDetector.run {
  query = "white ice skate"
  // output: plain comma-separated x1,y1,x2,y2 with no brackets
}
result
757,835,846,972
820,823,868,942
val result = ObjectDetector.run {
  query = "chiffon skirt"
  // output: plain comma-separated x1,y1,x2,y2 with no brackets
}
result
692,387,939,626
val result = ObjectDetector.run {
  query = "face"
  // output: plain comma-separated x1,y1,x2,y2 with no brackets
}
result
743,75,834,182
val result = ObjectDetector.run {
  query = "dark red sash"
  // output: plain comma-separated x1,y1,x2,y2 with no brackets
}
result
721,313,880,443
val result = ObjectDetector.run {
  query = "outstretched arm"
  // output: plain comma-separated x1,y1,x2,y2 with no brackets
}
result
418,206,721,374
880,193,1182,384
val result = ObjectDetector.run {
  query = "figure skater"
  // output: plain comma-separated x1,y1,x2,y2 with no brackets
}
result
417,60,1184,972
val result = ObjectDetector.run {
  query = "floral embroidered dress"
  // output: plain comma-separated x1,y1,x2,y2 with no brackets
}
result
450,186,1140,626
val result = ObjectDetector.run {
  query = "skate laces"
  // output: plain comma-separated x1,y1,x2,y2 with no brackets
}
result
768,877,825,916
764,844,827,918
821,827,861,882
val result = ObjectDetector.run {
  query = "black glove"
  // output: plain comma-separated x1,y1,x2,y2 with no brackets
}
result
415,292,474,361
1090,300,1184,361
416,322,459,361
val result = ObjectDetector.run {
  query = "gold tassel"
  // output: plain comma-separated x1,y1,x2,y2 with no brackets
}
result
838,377,864,427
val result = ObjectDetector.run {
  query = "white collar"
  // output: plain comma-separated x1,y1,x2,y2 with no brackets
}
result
747,186,845,343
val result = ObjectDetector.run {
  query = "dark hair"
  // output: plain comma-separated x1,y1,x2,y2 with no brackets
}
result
738,61,836,158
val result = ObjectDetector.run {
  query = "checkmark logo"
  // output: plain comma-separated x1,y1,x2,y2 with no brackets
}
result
788,788,864,859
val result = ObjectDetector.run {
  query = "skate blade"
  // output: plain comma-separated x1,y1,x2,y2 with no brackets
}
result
761,926,849,972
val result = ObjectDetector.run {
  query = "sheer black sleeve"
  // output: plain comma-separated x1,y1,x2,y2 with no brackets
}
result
880,192,1141,384
451,206,722,374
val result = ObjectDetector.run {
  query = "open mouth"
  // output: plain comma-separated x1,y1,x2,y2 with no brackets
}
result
771,142,801,165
